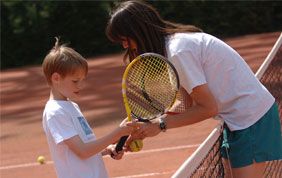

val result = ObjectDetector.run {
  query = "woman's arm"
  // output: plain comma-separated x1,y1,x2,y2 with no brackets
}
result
130,84,218,138
166,84,218,128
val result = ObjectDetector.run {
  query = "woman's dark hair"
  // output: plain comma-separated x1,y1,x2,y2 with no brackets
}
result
106,0,202,62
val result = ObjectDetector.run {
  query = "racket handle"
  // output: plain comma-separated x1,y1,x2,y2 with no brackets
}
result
115,135,129,152
111,135,128,158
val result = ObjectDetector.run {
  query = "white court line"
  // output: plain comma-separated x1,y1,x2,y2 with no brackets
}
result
120,144,199,156
0,161,54,170
113,171,175,178
0,144,199,171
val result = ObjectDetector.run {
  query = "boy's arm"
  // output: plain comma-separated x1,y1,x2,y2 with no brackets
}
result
64,126,131,159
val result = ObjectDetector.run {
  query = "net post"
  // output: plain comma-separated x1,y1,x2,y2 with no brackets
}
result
255,32,282,79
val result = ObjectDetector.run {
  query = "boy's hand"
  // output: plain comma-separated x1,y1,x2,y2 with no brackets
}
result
106,144,125,160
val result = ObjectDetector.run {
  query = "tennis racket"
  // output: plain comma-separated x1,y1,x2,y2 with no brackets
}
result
115,53,184,153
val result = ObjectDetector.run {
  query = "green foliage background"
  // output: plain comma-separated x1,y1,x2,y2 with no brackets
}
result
1,0,282,69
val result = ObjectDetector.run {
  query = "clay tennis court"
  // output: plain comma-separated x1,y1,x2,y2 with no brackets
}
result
0,32,280,178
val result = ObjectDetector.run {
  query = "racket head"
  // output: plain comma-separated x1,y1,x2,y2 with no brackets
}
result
167,86,194,115
122,53,180,121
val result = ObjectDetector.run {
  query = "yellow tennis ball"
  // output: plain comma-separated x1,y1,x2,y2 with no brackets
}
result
129,140,143,152
37,156,45,164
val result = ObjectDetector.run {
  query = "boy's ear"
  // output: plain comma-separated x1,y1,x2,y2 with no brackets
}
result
51,72,61,83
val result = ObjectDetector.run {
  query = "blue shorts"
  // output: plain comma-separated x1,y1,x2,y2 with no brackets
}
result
221,103,282,168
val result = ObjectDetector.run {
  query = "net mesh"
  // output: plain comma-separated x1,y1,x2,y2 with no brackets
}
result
261,36,282,178
172,33,282,178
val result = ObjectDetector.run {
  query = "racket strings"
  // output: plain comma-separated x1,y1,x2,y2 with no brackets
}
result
169,87,193,114
126,54,178,119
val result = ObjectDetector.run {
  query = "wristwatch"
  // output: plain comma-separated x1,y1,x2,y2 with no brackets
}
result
159,117,167,132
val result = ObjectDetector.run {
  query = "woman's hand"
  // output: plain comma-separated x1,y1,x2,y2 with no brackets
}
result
118,118,136,136
131,121,161,138
124,119,162,150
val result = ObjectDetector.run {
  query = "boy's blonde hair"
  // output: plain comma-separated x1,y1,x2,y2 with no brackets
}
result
42,38,88,85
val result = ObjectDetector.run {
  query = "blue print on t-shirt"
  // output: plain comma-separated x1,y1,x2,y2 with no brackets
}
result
77,117,92,135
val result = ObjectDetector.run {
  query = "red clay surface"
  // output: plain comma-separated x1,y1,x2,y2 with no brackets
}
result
1,32,281,178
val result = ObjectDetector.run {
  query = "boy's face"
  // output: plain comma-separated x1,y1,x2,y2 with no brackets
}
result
52,69,86,100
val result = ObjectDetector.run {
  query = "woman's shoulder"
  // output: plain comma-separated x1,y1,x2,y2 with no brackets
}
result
166,32,206,52
170,32,217,43
167,32,220,52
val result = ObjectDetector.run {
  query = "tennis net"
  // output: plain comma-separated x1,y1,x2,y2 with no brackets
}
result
172,32,282,178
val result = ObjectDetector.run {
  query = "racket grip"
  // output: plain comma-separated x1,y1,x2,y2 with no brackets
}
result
115,135,129,152
111,136,128,158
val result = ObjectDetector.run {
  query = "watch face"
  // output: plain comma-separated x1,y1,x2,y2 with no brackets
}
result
159,119,166,132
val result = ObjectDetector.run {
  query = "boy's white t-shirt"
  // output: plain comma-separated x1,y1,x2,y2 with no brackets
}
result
42,100,108,178
166,33,274,131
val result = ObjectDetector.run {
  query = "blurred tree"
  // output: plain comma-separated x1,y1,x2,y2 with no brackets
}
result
1,1,117,69
1,0,282,69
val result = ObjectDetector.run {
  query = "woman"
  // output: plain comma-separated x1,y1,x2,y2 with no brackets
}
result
106,1,282,177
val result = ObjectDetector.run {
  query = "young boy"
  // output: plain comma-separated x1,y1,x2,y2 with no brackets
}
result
42,38,133,178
